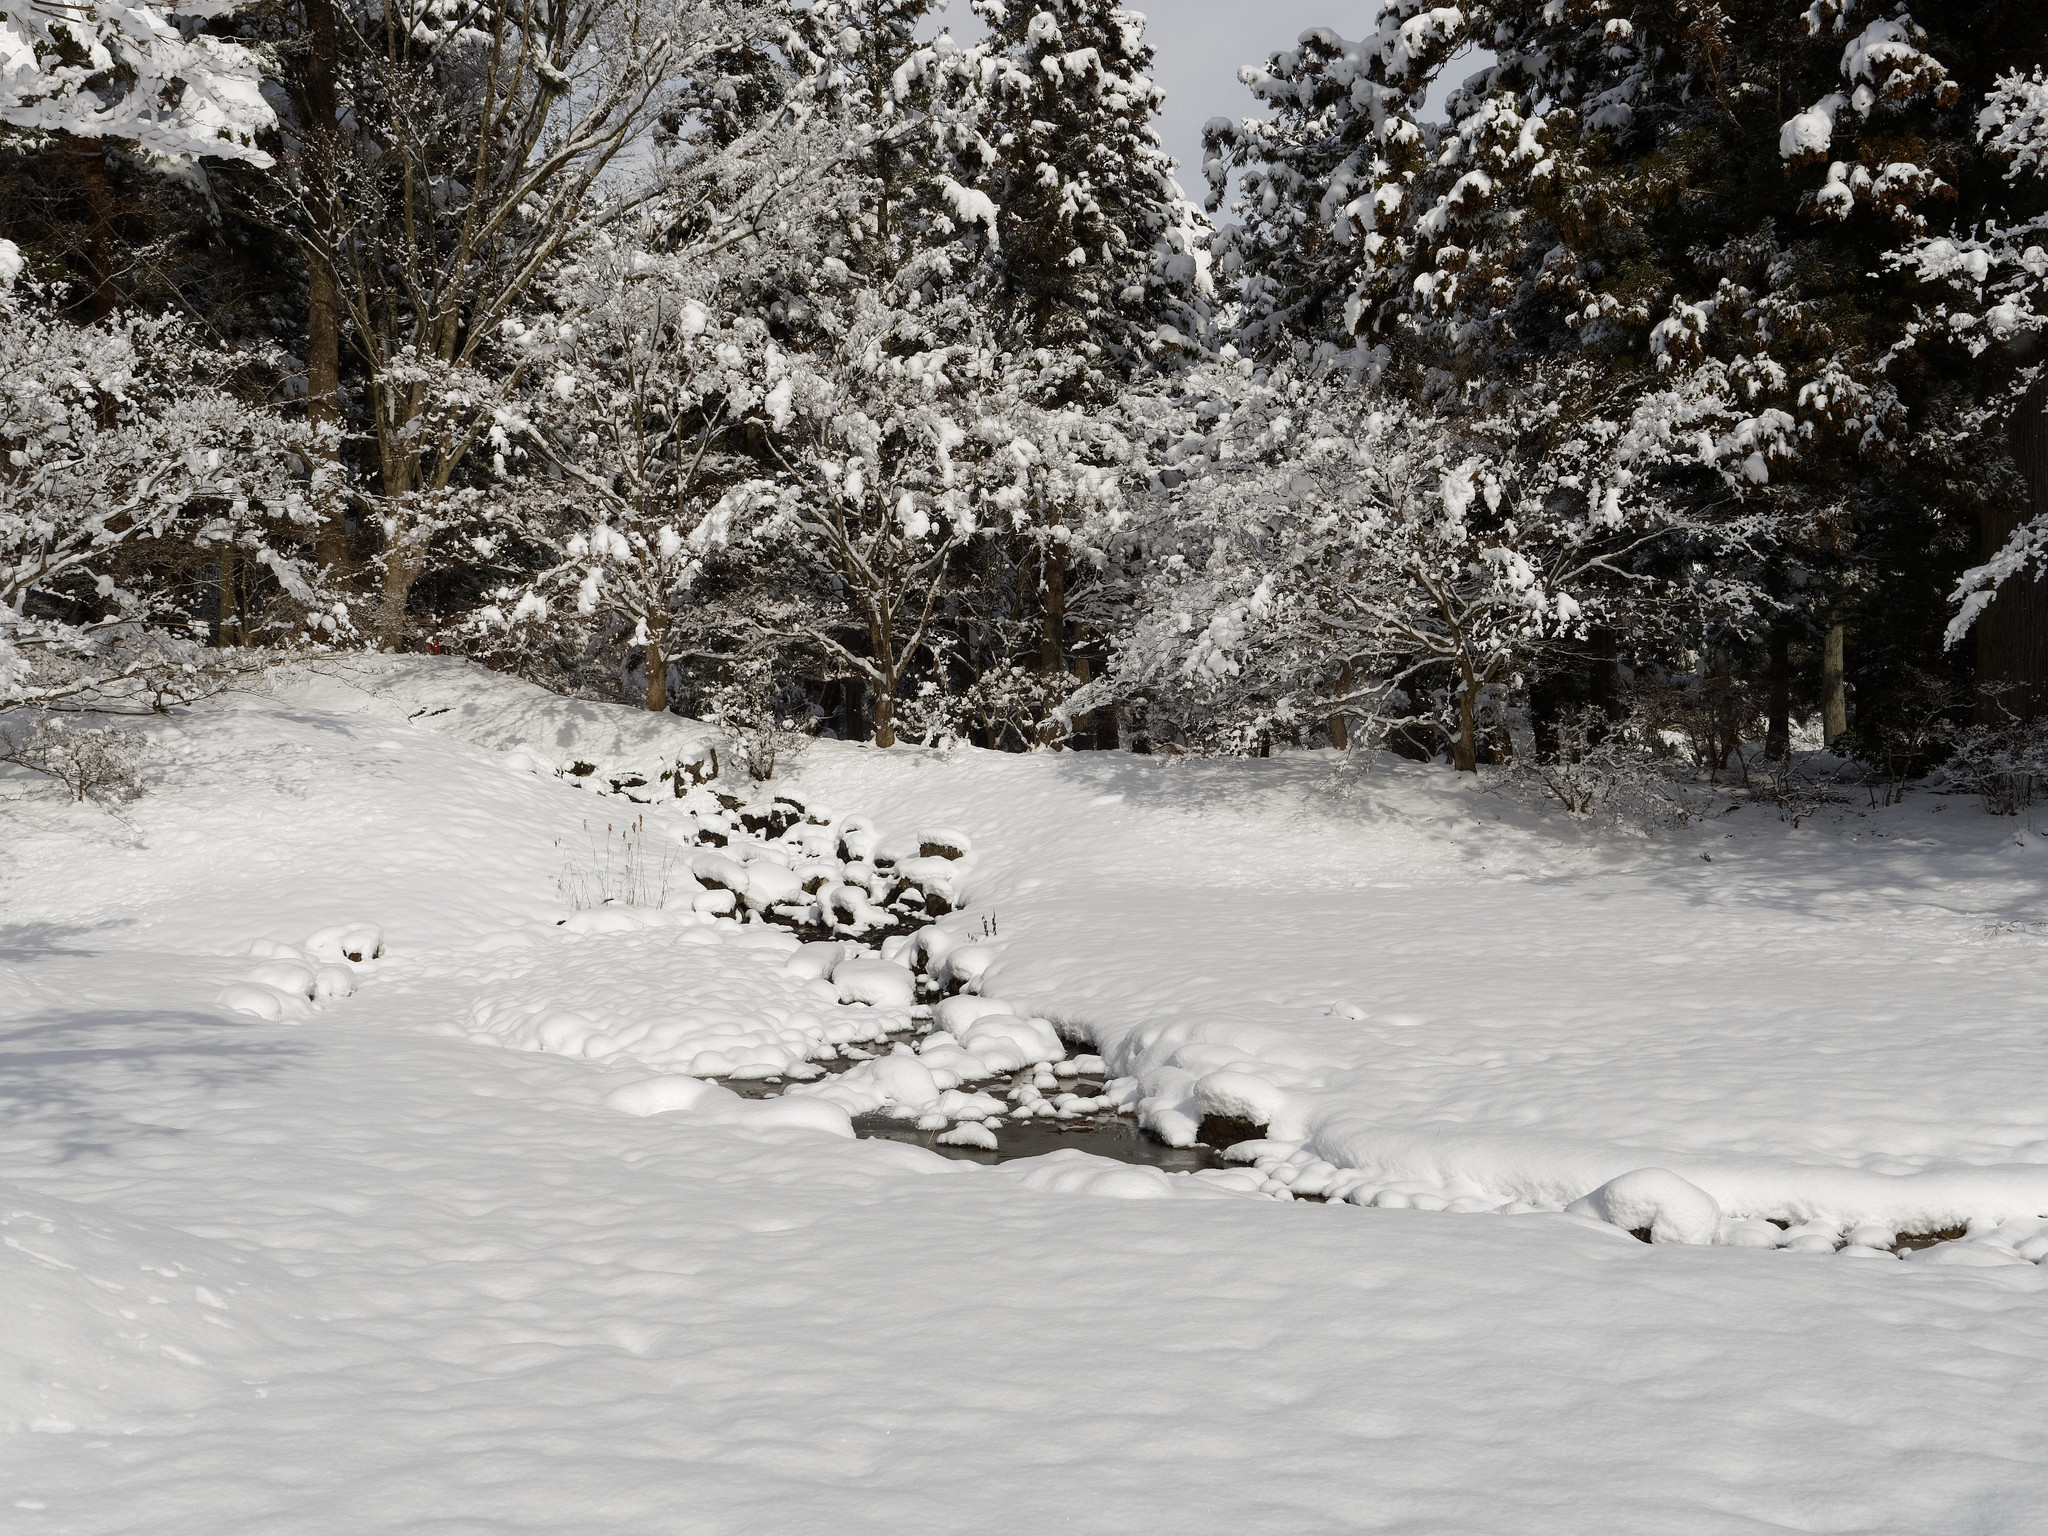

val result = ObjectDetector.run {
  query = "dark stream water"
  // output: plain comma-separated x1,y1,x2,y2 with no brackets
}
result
722,1044,1228,1172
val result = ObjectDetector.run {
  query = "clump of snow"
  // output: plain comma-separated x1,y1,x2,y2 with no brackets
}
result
833,956,916,1007
306,922,384,963
932,994,1015,1032
1566,1168,1723,1245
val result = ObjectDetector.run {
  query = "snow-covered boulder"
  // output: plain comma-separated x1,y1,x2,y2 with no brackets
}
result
1193,1070,1286,1129
306,922,384,963
956,1014,1065,1073
1567,1168,1722,1245
918,828,972,861
691,852,750,894
941,942,999,993
783,941,849,981
862,1049,943,1109
833,957,915,1007
933,994,1015,1033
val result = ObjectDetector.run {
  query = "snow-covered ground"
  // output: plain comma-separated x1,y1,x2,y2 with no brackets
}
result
8,657,2048,1533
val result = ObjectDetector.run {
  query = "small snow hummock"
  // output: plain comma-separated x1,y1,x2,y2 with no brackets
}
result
1566,1168,1723,1245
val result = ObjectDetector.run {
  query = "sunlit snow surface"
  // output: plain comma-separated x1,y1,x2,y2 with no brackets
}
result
6,656,2048,1533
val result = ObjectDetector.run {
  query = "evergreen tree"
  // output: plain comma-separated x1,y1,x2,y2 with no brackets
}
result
948,0,1208,395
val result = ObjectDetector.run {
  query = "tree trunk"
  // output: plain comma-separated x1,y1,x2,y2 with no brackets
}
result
218,546,241,648
1327,660,1353,750
1589,627,1623,722
644,641,666,713
1765,627,1790,761
69,140,118,320
303,0,347,575
839,675,865,742
1071,655,1093,750
1821,625,1847,743
1452,676,1479,772
1040,541,1066,675
372,546,422,650
873,683,895,748
1978,375,2048,724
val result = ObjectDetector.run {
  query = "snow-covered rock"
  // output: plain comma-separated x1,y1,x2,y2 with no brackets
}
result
1567,1169,1722,1245
833,957,916,1007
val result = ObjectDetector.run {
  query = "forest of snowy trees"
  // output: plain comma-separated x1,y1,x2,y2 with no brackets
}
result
7,0,2048,786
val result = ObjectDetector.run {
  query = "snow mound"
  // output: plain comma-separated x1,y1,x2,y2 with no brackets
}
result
1567,1169,1722,1245
1001,1149,1181,1199
219,982,302,1022
604,1075,854,1138
306,922,384,963
833,957,915,1007
452,923,904,1080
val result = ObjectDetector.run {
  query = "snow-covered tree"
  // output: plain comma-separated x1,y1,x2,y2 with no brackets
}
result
0,256,323,711
1203,1,2038,736
477,239,784,711
284,0,828,648
1891,68,2048,671
1085,360,1751,769
940,0,1208,391
1,0,273,165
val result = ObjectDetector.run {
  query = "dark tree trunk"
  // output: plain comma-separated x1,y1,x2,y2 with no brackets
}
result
644,642,666,713
1040,542,1066,675
1327,660,1352,750
839,675,865,743
69,140,117,319
1979,375,2048,724
1589,627,1623,723
1765,627,1791,761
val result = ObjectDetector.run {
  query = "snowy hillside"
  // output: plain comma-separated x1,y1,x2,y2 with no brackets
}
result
8,658,2048,1533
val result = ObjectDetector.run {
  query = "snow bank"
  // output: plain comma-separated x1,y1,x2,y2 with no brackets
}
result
605,1075,853,1138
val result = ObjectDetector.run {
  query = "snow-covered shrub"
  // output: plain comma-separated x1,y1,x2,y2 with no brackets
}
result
701,666,812,784
1504,707,1706,828
0,716,149,803
1947,692,2048,815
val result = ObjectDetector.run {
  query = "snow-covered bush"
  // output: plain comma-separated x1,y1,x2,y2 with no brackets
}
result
0,716,149,802
701,663,813,784
1946,691,2048,815
478,239,785,713
1,259,324,713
